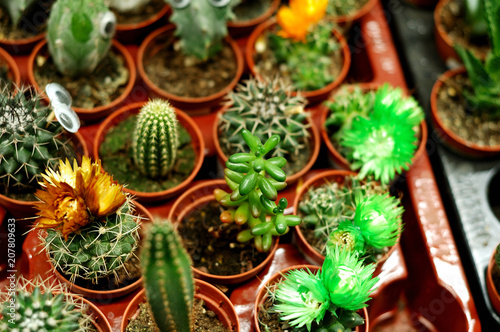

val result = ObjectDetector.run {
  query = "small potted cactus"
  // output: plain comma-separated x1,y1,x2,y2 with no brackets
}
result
254,245,376,331
33,156,152,300
246,0,351,104
27,0,136,121
121,220,240,331
94,100,204,202
431,0,500,158
214,76,320,184
137,0,244,111
486,243,500,315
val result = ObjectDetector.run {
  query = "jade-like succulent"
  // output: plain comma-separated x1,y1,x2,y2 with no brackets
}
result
0,0,37,27
455,0,500,118
271,245,378,331
141,220,194,332
47,0,116,76
132,99,179,179
109,0,151,13
214,129,301,252
165,0,239,60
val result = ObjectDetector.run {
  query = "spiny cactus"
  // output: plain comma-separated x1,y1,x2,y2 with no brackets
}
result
0,86,73,195
141,220,194,332
47,0,116,76
166,0,238,60
132,99,179,179
0,0,37,27
109,0,151,13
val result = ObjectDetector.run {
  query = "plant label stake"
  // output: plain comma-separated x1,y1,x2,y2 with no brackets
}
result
45,83,81,133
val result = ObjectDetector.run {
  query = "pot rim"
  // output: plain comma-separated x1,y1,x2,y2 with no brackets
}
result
227,0,280,28
328,0,379,24
115,3,170,31
0,47,21,87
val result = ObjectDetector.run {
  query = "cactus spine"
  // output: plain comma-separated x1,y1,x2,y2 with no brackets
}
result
141,221,194,332
133,99,179,179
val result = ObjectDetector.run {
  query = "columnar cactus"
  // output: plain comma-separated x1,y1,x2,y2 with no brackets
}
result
47,0,116,76
132,99,179,179
0,0,37,27
141,221,194,332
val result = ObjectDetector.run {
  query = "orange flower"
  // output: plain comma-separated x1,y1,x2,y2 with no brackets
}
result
277,0,328,41
34,156,127,240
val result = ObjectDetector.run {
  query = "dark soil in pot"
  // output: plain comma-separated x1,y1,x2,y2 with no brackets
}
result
112,0,166,25
177,200,269,276
0,1,52,40
232,0,273,22
0,62,10,87
99,114,196,193
436,72,500,146
34,48,129,109
126,298,230,332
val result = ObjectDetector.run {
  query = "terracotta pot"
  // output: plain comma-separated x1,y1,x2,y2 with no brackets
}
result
320,84,428,171
246,18,351,105
93,102,205,203
27,39,136,122
47,201,154,301
430,67,500,158
137,25,244,113
120,279,240,331
66,292,113,332
328,0,378,25
114,4,171,44
168,179,279,285
0,47,21,87
486,246,500,315
0,131,89,221
253,264,369,332
227,0,280,38
213,108,321,185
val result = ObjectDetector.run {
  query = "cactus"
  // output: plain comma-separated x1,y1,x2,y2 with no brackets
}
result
0,0,37,27
141,220,194,332
0,86,73,196
166,0,238,60
132,99,179,179
47,0,116,77
109,0,151,13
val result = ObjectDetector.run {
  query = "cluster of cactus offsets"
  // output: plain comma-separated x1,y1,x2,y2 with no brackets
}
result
0,86,72,194
215,129,301,252
0,0,37,27
141,221,194,332
218,77,310,164
167,0,238,61
109,0,151,13
455,0,500,117
47,0,116,77
132,99,179,179
0,276,94,331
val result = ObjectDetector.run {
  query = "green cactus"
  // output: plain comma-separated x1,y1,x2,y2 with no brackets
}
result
0,0,37,27
141,220,194,332
46,0,116,77
132,99,179,179
0,86,74,197
166,0,239,60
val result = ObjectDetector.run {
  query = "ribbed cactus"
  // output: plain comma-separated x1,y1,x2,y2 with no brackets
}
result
0,0,37,27
0,86,72,195
47,0,116,76
166,0,238,60
109,0,151,13
132,99,179,179
141,220,194,332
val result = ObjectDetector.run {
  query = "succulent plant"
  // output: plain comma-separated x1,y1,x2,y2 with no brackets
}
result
455,0,500,118
215,129,301,252
141,220,194,332
47,0,116,77
166,0,239,60
109,0,151,13
464,0,487,37
0,86,74,196
132,99,179,179
0,0,37,27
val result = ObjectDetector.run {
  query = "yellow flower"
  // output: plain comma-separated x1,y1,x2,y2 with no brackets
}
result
277,0,328,41
34,156,127,240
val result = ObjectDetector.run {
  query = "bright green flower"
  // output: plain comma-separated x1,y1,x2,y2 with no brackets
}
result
328,220,366,256
321,246,378,311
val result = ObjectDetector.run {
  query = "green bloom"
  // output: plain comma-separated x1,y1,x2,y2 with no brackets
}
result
353,194,403,249
328,220,366,256
273,268,330,331
321,246,378,311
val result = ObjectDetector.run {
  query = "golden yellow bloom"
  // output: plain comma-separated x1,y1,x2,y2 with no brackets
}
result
277,0,328,41
34,156,127,240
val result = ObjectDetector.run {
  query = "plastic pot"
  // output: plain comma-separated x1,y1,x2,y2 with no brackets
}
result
0,46,21,87
328,0,378,25
67,293,113,332
486,245,500,315
227,0,280,38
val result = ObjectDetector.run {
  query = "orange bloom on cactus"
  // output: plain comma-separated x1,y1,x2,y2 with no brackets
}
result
34,156,127,240
277,0,328,41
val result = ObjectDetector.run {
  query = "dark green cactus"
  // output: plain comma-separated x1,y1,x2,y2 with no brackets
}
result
132,99,179,179
0,0,37,27
141,220,194,332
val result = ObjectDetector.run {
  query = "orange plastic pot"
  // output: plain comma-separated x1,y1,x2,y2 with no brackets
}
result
27,39,136,122
67,293,113,332
486,246,500,315
114,4,171,44
0,47,21,87
227,0,280,38
93,102,205,203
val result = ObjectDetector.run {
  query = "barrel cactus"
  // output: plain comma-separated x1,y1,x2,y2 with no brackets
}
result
132,99,179,179
0,0,37,27
47,0,116,76
141,220,194,332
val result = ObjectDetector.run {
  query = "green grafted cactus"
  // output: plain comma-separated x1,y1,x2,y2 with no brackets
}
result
0,0,37,27
166,0,238,60
47,0,116,76
0,86,72,195
141,220,194,332
132,99,179,179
